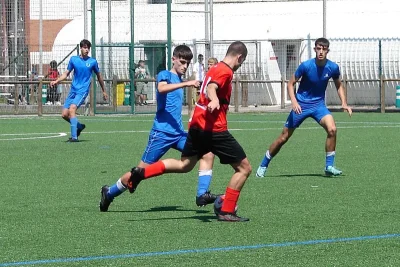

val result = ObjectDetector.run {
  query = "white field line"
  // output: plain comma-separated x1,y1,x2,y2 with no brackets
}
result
1,115,400,126
0,132,67,141
1,123,400,141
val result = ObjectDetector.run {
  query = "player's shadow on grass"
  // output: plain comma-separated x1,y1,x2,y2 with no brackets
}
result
109,205,210,214
127,214,217,223
268,173,336,178
112,206,216,222
65,139,90,143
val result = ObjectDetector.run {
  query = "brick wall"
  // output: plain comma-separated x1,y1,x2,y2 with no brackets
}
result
29,19,71,52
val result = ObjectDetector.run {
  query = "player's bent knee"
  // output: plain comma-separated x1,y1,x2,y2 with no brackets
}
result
327,127,337,137
61,111,70,120
239,159,252,178
69,104,77,113
202,152,215,163
246,165,252,177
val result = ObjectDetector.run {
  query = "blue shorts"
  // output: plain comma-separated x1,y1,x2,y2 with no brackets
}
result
141,129,187,164
285,103,331,128
63,91,89,109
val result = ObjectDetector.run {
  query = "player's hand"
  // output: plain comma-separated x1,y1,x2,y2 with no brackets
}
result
102,92,108,101
342,105,352,117
50,81,57,88
187,80,201,88
207,99,220,113
292,102,302,114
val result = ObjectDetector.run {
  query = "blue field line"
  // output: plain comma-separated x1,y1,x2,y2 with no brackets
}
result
1,233,399,266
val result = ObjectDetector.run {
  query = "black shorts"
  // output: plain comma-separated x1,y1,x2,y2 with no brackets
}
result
182,127,247,164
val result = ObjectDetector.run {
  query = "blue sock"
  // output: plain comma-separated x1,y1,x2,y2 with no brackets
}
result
107,178,127,201
77,122,83,130
326,151,335,168
70,117,78,139
197,170,212,197
260,150,272,167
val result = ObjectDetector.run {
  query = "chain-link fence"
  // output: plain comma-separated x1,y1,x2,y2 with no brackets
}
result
1,1,400,115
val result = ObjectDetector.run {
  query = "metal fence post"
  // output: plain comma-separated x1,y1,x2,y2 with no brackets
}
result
380,75,385,113
112,75,118,112
91,0,97,115
234,76,239,112
14,84,19,115
30,82,36,105
343,74,348,101
89,80,94,116
280,76,285,109
187,85,193,116
378,39,383,113
241,76,248,107
38,78,43,116
167,0,172,69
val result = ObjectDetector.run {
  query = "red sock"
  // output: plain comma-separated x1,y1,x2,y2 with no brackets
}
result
144,161,166,179
221,187,240,213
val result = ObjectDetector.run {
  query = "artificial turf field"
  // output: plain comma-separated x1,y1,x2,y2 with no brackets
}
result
1,112,400,266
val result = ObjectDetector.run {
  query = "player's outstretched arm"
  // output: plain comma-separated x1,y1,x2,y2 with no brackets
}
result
50,70,70,88
96,72,108,101
334,78,352,117
287,74,302,114
158,80,200,94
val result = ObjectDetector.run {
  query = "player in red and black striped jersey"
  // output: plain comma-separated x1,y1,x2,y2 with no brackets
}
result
127,41,252,222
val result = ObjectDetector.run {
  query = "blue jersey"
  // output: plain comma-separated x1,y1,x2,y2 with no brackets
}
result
295,58,340,106
152,70,185,135
67,56,100,94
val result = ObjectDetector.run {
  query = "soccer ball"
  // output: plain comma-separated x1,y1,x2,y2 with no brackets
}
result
213,195,238,215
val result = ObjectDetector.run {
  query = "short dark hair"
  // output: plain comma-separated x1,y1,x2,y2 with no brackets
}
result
138,60,145,64
198,54,204,58
315,37,330,48
50,60,57,69
80,39,92,49
226,41,248,58
173,45,193,61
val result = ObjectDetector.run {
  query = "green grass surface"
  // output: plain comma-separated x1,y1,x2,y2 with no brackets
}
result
1,112,400,266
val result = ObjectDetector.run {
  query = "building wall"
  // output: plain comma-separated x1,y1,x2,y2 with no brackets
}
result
29,20,71,52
